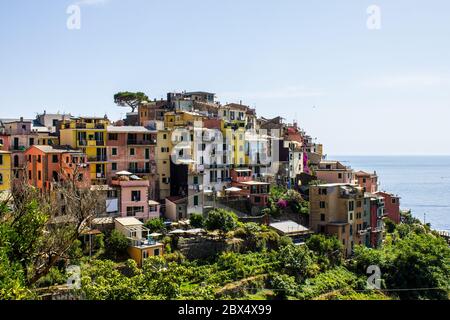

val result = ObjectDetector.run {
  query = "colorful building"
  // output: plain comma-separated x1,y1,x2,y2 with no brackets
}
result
59,117,110,184
366,193,385,248
0,151,12,194
376,191,400,224
309,183,366,255
355,170,378,193
230,168,270,210
114,217,164,267
25,145,90,191
0,118,38,180
315,160,355,184
111,173,156,222
107,126,157,199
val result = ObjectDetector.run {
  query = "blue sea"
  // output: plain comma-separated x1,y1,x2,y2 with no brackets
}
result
330,156,450,232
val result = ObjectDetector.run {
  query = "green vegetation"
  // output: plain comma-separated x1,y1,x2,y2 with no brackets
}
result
144,218,166,233
204,209,239,236
265,187,309,217
1,188,449,300
189,213,204,228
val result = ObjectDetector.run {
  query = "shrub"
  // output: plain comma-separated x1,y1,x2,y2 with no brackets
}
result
189,213,204,228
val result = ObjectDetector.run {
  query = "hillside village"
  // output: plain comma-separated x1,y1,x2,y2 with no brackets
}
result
0,90,405,266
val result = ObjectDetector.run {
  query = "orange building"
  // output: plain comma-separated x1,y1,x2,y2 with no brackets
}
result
25,145,90,190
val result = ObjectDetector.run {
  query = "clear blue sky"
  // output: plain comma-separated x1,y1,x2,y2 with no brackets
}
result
1,0,449,155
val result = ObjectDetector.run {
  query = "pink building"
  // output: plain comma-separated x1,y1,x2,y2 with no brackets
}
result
111,174,158,222
0,118,38,179
376,191,401,224
355,170,378,193
230,168,270,207
107,126,157,199
315,160,355,184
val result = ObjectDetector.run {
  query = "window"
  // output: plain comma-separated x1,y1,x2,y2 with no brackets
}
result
193,176,199,185
349,201,355,211
357,201,362,208
130,148,135,156
28,170,31,180
52,119,58,127
154,248,160,256
349,212,353,220
38,171,41,181
111,163,117,171
131,190,141,202
37,155,41,163
194,195,199,206
0,155,2,165
126,206,144,216
163,134,167,139
29,138,34,146
112,148,117,156
362,178,366,183
320,225,326,233
342,226,346,233
318,188,327,195
320,214,325,221
143,251,148,259
350,225,353,236
108,133,118,140
392,198,397,204
338,173,342,179
52,154,58,163
254,196,261,203
0,173,2,185
319,201,326,209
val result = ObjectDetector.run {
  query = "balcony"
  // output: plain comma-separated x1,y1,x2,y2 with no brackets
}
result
12,145,26,151
88,155,107,162
128,167,152,174
127,139,156,145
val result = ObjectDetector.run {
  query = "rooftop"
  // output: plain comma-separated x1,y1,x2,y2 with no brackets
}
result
269,220,310,235
107,125,152,133
239,181,270,186
32,145,83,154
115,217,143,227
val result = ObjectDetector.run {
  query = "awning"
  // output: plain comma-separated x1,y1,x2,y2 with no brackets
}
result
225,187,242,192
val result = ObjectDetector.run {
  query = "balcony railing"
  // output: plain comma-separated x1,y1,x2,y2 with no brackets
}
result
127,140,156,145
128,168,152,174
88,155,107,162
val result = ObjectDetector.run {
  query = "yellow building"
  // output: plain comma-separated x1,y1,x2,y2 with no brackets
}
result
37,133,59,146
59,117,110,184
221,125,246,167
164,111,206,129
0,151,12,194
156,129,172,200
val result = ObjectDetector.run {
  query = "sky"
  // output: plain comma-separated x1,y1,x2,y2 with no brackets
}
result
0,0,449,155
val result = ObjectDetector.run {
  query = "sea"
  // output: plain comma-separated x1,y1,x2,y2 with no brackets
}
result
330,156,450,232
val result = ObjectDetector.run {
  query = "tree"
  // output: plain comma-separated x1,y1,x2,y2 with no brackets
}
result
189,213,204,228
144,218,166,233
114,91,149,113
204,209,238,236
306,234,344,270
269,273,298,300
277,244,319,282
0,177,101,286
105,230,129,260
387,233,450,300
